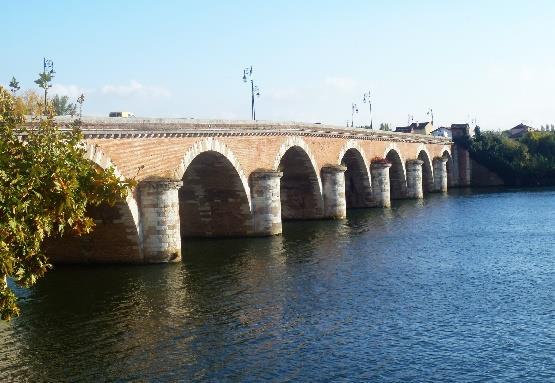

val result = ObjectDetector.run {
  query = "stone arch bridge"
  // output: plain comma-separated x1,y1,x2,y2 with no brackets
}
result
46,119,471,264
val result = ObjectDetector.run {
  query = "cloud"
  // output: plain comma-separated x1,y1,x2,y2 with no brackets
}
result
101,80,170,98
51,83,88,98
324,76,357,92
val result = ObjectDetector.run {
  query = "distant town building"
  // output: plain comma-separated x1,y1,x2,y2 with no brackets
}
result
109,111,136,118
395,121,434,135
431,126,452,138
508,123,534,139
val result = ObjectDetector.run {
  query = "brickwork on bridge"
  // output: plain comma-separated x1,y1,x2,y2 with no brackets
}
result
44,119,464,264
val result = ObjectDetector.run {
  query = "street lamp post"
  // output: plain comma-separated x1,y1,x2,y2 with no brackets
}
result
33,58,55,114
351,103,359,127
242,66,260,120
41,58,55,108
362,91,372,129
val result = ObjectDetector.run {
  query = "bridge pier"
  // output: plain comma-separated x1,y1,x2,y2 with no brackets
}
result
458,147,471,186
321,165,347,219
371,162,392,208
139,180,182,263
250,170,283,235
433,158,449,192
406,159,424,199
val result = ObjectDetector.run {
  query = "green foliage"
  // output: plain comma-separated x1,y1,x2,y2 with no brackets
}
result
16,90,43,117
0,86,135,320
34,72,53,93
466,130,555,185
52,94,77,116
8,77,20,95
380,123,391,131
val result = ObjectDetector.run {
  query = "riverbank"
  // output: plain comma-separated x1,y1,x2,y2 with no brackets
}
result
462,131,555,186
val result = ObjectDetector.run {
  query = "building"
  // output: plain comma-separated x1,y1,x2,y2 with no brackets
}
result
431,127,452,138
109,111,136,118
508,123,534,139
395,122,434,135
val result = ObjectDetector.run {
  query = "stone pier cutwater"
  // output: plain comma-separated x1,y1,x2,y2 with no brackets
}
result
370,162,392,208
321,165,347,219
406,159,424,199
46,118,468,264
250,170,283,236
433,157,449,193
139,179,182,263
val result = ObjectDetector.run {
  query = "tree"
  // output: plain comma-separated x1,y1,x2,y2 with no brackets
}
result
8,77,20,95
380,123,391,131
52,94,77,116
15,89,43,117
34,72,53,111
0,86,135,320
467,130,555,185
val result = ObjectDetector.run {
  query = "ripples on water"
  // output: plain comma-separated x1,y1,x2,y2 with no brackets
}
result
1,188,554,382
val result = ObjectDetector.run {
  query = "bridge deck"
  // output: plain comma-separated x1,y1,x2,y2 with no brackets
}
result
43,117,452,144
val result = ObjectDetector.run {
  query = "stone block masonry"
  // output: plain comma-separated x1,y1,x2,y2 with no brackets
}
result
250,170,283,235
139,180,182,263
406,159,424,199
433,158,449,193
371,163,392,208
321,165,347,219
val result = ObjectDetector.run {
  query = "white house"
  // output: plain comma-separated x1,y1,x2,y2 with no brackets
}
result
431,127,452,138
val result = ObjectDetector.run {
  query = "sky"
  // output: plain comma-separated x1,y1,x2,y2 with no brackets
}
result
3,0,555,130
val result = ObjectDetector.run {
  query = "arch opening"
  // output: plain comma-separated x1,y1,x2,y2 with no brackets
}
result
341,148,372,208
179,151,252,237
386,149,407,200
44,196,141,263
417,150,434,193
278,146,323,220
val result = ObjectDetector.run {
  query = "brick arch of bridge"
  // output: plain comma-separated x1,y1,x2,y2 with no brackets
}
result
273,136,323,193
174,138,254,237
274,136,324,220
338,140,372,208
46,144,142,263
384,143,408,199
173,137,252,210
415,144,434,193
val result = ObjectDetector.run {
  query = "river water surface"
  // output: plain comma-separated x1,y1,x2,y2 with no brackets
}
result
1,188,554,382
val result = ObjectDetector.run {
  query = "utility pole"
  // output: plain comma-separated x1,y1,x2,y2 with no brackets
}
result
242,66,260,120
77,93,85,120
351,103,358,127
34,58,55,114
427,108,434,125
363,91,372,129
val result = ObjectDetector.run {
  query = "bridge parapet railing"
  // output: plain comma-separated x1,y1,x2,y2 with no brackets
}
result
23,116,452,144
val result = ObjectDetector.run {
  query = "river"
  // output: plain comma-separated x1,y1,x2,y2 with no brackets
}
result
1,188,554,382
